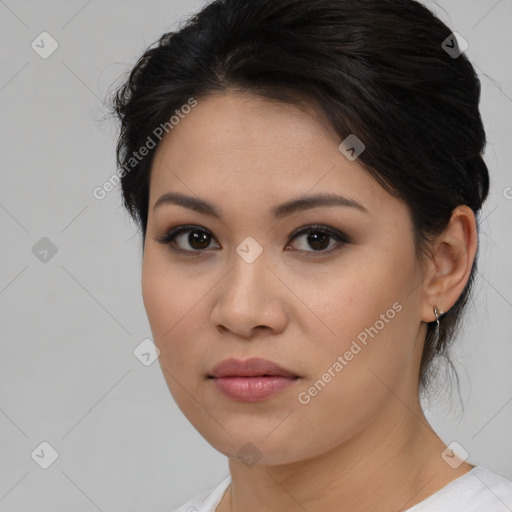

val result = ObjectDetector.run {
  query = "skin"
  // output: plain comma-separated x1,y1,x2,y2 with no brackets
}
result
141,90,477,512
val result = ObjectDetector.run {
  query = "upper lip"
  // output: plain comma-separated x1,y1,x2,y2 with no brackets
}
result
208,357,299,378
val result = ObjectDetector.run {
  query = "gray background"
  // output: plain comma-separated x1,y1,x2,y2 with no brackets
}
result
0,1,511,510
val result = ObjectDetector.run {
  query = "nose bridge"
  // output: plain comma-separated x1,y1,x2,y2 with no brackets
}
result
211,239,282,335
227,239,270,304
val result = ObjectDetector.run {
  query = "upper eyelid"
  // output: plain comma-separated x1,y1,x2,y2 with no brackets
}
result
158,224,348,251
165,224,345,239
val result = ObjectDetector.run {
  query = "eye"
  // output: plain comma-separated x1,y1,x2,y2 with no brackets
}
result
154,224,349,256
285,225,348,256
154,225,220,254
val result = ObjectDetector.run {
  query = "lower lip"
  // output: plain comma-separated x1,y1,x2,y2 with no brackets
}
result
210,376,299,402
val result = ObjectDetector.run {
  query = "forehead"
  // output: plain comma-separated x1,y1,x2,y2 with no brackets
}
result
149,91,394,217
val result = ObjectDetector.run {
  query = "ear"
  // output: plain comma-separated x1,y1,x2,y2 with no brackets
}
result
420,205,478,323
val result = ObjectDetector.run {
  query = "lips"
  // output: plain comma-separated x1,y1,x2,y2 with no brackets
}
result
208,357,299,379
208,357,300,402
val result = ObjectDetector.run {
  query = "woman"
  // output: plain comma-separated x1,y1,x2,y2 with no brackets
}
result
108,0,512,510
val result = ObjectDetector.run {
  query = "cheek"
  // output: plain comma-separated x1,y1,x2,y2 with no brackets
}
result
142,252,194,336
141,263,174,339
142,263,209,417
300,246,417,378
298,255,402,334
141,255,211,373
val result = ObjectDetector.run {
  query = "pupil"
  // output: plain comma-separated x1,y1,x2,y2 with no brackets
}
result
308,232,329,251
190,231,210,249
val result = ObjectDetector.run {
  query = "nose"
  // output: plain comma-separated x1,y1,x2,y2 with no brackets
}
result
210,248,288,339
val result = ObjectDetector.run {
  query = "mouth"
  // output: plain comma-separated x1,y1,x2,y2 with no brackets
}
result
207,357,300,402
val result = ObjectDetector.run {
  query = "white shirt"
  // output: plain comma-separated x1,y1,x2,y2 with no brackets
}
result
172,466,512,511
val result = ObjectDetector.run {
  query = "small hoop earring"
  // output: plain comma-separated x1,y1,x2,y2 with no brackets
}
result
433,305,444,349
433,305,440,327
433,306,444,336
433,305,444,328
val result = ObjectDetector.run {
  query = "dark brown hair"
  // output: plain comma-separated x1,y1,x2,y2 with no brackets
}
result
108,0,490,398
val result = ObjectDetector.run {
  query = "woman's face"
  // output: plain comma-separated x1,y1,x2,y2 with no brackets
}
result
142,91,429,465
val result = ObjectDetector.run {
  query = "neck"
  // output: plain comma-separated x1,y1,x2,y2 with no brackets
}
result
219,398,473,512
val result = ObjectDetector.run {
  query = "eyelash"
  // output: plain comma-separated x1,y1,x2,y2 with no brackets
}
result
153,224,349,257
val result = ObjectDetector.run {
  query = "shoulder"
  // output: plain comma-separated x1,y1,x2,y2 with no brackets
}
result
406,466,512,512
171,475,231,512
468,467,512,509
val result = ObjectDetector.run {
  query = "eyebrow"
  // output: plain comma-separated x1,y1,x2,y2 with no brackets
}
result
153,191,369,219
